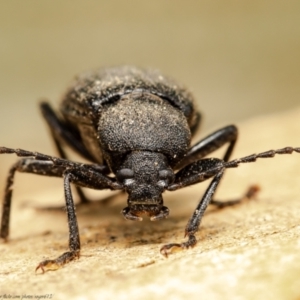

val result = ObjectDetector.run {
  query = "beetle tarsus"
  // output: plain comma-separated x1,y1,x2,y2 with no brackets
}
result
160,235,197,257
35,250,80,273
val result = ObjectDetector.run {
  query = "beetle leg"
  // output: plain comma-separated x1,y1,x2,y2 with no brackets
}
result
0,149,122,273
36,172,80,273
176,125,258,207
176,125,237,170
0,158,66,240
162,167,225,256
210,185,260,208
163,146,300,256
0,148,121,247
40,102,95,204
34,168,122,273
40,102,93,161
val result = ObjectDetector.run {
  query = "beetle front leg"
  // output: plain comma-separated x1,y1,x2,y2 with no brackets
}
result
161,159,225,256
35,168,122,273
36,172,80,273
161,170,224,256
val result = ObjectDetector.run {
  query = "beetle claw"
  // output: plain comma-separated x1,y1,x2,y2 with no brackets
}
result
35,260,60,274
35,250,80,274
160,234,197,257
160,243,184,257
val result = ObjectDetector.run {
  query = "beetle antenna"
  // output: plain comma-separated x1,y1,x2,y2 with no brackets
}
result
224,147,300,169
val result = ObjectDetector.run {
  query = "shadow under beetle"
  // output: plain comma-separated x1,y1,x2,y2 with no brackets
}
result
1,66,299,273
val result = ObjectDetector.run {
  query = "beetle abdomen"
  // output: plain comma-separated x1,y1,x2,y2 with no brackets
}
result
61,66,198,127
98,92,191,165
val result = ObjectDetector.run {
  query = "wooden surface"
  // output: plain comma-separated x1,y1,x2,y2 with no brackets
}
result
0,107,300,300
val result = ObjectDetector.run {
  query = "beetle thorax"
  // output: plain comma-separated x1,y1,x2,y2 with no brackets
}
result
98,92,191,170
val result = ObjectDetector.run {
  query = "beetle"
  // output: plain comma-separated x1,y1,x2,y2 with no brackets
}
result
0,66,299,273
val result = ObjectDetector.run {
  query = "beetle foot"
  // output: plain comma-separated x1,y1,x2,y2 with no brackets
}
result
160,235,196,257
35,250,80,273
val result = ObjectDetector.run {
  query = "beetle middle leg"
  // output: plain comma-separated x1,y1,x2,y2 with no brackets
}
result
0,158,66,240
177,125,258,208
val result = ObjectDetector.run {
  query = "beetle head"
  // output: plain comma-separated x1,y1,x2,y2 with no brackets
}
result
116,151,174,221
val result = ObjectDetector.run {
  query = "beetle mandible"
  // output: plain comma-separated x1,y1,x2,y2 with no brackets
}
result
1,66,299,273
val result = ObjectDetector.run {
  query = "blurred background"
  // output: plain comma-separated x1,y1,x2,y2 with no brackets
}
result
0,1,299,193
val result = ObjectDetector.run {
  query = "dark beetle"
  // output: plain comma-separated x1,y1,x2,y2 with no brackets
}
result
1,66,299,273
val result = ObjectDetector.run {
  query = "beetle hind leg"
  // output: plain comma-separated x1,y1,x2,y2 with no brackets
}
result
40,102,94,205
40,102,119,207
210,184,260,209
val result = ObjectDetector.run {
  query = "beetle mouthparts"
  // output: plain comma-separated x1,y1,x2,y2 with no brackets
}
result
121,205,169,221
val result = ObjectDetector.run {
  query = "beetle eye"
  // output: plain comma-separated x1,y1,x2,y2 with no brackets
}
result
116,168,134,181
159,170,174,183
